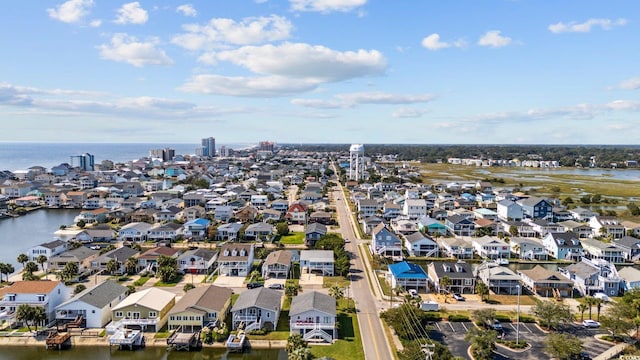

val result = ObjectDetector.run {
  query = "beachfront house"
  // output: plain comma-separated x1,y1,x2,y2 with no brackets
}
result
426,261,476,295
289,291,337,343
262,250,293,280
230,288,281,331
177,248,218,275
217,243,254,277
28,240,69,262
109,288,176,333
518,265,574,298
387,261,429,293
168,285,233,331
55,280,127,328
118,222,153,242
438,238,474,259
0,281,68,324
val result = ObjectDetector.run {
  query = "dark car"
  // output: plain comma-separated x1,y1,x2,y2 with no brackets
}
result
247,282,263,289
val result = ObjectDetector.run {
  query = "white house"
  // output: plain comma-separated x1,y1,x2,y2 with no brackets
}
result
250,195,268,208
404,232,439,257
217,243,254,277
509,237,548,260
471,236,510,260
403,199,428,220
28,240,69,262
496,200,523,221
118,222,153,242
177,248,218,275
289,291,337,343
231,288,281,331
55,280,127,328
300,250,334,276
0,281,68,324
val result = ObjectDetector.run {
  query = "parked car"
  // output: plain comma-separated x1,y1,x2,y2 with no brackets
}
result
582,319,600,328
408,289,419,298
268,283,283,290
246,282,263,289
593,292,610,302
486,319,502,331
452,293,465,301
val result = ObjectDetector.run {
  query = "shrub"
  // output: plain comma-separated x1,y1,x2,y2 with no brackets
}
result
448,314,470,322
518,315,536,323
422,312,443,322
494,314,512,323
497,339,529,349
247,329,267,335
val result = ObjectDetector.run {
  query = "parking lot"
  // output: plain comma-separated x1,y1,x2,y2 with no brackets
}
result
430,321,610,360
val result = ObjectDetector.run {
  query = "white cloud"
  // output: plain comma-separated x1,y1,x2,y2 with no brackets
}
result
176,4,197,17
179,74,318,97
171,15,293,50
89,19,102,27
421,33,466,51
548,18,627,34
115,2,148,25
606,100,640,111
290,0,367,13
392,107,428,118
618,77,640,90
214,42,386,82
477,30,512,48
291,91,434,108
47,0,94,24
98,33,173,67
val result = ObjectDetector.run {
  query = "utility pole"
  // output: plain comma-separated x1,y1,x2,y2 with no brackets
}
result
516,284,521,345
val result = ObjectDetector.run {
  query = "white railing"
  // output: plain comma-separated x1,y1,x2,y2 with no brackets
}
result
290,321,336,330
233,315,258,323
303,328,333,343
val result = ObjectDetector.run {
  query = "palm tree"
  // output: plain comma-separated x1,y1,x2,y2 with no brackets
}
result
577,303,588,322
328,285,344,300
440,276,452,294
36,255,48,279
16,254,28,269
583,296,596,320
23,262,39,280
126,285,136,296
16,304,34,331
31,307,46,331
250,270,260,282
0,263,8,282
475,282,490,302
2,263,15,282
125,257,138,275
594,298,605,321
106,259,119,276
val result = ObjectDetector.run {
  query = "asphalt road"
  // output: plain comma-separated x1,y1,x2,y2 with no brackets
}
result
332,174,395,360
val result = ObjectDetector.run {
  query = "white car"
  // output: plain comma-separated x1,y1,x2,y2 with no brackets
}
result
593,292,610,302
408,289,419,298
452,293,465,301
582,319,600,328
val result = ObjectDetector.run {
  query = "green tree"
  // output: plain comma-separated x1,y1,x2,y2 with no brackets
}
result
60,262,79,282
328,285,344,300
530,299,573,330
16,304,34,331
16,253,28,269
276,222,290,236
475,282,490,302
106,259,119,276
77,219,86,228
126,285,136,296
474,226,494,237
36,255,48,275
125,257,138,275
286,334,308,355
440,276,452,294
285,283,301,297
470,308,496,327
509,225,518,237
183,283,196,292
32,306,46,331
464,326,497,360
0,263,14,282
544,333,583,360
583,296,596,319
74,284,87,295
562,197,574,207
23,261,39,280
628,202,640,216
577,303,588,322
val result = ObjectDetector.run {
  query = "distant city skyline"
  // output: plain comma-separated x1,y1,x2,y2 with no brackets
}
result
1,1,639,144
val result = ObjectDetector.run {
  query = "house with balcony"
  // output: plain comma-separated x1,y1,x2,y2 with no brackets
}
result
309,211,332,225
404,232,438,257
517,197,553,220
417,216,447,236
182,218,210,240
168,285,232,332
542,231,584,261
391,218,419,235
370,223,403,261
212,205,233,222
215,222,243,242
300,250,334,276
622,220,640,238
581,238,625,264
570,208,599,222
403,199,427,220
357,199,381,219
471,236,510,260
285,203,308,224
262,208,282,222
109,288,176,333
235,205,259,223
589,216,625,239
305,222,327,247
361,216,386,235
496,200,524,221
55,280,127,328
270,199,289,214
614,236,640,261
118,222,152,242
28,240,69,262
388,261,429,292
180,205,205,222
444,215,475,237
560,258,622,297
0,281,68,325
438,238,474,259
137,247,181,273
250,195,268,208
48,247,99,273
262,250,293,279
217,243,254,277
231,288,281,331
618,266,640,292
475,262,521,295
558,220,593,238
427,261,476,294
90,246,139,275
289,291,336,343
177,248,218,275
244,222,275,241
509,237,548,260
147,223,180,242
518,265,574,298
529,219,564,237
382,202,402,220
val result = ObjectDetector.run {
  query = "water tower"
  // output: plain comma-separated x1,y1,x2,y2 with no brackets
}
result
349,144,364,181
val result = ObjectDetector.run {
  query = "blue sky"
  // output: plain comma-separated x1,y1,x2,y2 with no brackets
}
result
1,0,639,145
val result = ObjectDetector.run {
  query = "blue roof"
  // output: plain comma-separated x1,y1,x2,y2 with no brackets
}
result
388,261,428,280
186,218,210,226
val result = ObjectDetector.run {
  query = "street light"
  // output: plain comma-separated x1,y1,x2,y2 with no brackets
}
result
516,284,521,345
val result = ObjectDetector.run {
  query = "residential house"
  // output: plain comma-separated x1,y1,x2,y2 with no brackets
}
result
391,218,419,235
75,208,110,224
118,222,153,242
235,205,259,223
474,208,498,221
147,223,180,242
213,205,233,222
403,199,427,220
621,220,640,238
270,199,289,214
262,208,282,222
444,215,475,237
509,237,548,260
438,238,474,259
570,208,599,222
517,197,553,220
518,265,574,298
542,231,584,261
581,238,625,263
110,288,176,332
49,247,99,273
618,266,640,292
404,232,438,257
250,195,269,209
55,280,127,328
614,236,640,261
309,211,332,225
262,250,293,279
300,250,334,276
244,222,275,241
496,200,523,221
382,202,402,220
137,247,181,273
357,199,381,219
90,246,139,274
558,220,593,238
285,203,308,224
589,216,625,239
305,222,327,247
387,261,429,292
475,262,521,295
502,221,536,238
168,285,233,331
216,222,243,242
182,218,210,240
417,216,447,236
560,258,622,297
177,248,218,274
474,218,499,236
180,205,205,222
217,243,254,277
361,216,385,235
28,240,69,262
230,288,281,331
529,219,564,237
370,224,403,261
471,236,510,260
426,261,476,294
0,281,68,324
289,291,337,343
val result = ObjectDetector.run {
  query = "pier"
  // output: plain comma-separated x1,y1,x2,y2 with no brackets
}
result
225,331,247,352
45,331,71,350
166,327,201,351
108,327,145,350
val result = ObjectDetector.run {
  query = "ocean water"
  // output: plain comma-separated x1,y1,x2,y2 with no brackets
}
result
0,142,249,172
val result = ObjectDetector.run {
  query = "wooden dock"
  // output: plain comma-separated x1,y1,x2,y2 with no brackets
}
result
109,328,145,350
225,331,246,352
166,329,201,351
45,331,71,350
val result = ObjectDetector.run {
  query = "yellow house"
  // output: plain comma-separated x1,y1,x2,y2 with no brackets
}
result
168,285,233,332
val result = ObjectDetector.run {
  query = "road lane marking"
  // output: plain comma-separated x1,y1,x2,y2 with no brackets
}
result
366,312,382,358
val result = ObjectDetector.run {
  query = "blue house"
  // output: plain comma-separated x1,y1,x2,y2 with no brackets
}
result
183,218,210,240
388,261,429,292
517,197,553,220
371,224,403,261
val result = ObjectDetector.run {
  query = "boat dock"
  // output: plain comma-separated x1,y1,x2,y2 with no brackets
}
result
225,331,247,352
166,327,201,351
108,328,145,350
45,331,71,350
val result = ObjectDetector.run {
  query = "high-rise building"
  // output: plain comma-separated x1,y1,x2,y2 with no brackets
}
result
219,145,234,157
70,153,95,171
197,137,216,157
349,144,364,181
149,148,175,162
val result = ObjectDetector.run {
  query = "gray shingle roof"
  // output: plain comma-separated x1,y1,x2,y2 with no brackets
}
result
58,280,127,309
231,287,281,312
169,285,232,315
289,291,336,317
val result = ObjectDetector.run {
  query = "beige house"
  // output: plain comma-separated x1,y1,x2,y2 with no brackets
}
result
168,285,232,332
109,288,175,332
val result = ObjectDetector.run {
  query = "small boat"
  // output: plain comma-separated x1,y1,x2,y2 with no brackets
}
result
495,258,509,265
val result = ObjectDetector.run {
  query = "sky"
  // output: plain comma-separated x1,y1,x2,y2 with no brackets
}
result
1,0,639,145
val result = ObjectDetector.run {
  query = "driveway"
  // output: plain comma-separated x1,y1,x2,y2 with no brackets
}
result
213,275,246,288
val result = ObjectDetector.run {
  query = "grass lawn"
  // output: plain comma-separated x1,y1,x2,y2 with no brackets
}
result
247,310,291,341
280,232,305,245
154,275,183,287
323,276,351,289
485,294,539,306
311,300,364,360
